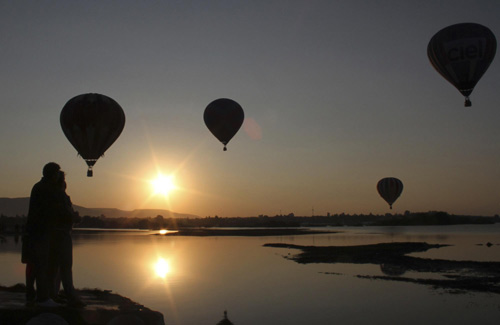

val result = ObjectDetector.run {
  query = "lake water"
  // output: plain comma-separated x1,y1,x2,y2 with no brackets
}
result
1,224,500,324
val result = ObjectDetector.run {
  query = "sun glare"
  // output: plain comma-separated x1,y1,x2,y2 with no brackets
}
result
155,257,171,278
151,174,176,196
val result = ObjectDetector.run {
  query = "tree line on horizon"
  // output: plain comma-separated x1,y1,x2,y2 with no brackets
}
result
1,211,498,233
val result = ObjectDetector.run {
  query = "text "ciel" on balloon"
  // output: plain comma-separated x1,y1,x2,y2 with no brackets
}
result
446,39,486,62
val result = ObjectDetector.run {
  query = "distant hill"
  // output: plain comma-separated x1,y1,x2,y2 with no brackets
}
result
0,197,198,219
0,198,28,217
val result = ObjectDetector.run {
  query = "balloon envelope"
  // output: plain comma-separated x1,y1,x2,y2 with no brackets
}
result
427,23,496,106
377,177,403,209
204,98,244,151
60,93,126,176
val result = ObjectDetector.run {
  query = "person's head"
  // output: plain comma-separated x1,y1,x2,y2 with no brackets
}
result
42,162,61,182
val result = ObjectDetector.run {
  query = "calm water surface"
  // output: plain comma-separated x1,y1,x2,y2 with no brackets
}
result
1,224,499,324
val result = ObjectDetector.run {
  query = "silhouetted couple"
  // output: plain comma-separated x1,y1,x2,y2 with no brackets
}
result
22,162,85,308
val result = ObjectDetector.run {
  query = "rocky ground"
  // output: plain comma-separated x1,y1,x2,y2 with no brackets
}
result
0,284,164,325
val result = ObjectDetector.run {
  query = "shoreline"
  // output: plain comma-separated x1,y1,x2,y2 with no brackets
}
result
154,227,337,236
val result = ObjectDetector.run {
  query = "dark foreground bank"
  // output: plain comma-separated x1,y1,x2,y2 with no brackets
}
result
265,242,500,294
0,284,164,325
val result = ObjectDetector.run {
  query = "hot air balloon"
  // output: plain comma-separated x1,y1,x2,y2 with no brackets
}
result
60,93,126,177
204,98,244,151
427,23,496,107
377,177,403,209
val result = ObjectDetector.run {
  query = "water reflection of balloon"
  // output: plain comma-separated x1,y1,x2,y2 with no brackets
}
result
60,93,126,177
428,23,497,107
203,98,244,151
377,177,403,209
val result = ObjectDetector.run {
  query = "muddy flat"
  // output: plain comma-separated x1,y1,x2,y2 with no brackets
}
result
264,242,500,294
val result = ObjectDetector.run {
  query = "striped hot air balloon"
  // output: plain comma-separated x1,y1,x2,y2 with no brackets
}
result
60,93,126,177
377,177,403,209
427,23,497,107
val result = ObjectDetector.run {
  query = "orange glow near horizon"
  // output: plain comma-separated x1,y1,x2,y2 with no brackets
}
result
109,132,226,216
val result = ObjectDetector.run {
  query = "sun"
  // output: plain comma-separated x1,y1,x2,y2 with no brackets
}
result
151,174,176,196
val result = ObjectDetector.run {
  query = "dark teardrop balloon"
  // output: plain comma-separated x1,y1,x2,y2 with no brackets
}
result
377,177,403,209
60,93,126,176
204,98,244,151
428,23,496,106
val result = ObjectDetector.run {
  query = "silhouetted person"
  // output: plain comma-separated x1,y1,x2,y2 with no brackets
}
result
25,162,62,307
48,170,85,307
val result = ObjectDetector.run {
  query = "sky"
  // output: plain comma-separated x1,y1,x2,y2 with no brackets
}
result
1,1,500,218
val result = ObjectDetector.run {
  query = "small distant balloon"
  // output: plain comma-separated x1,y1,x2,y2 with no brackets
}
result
203,98,244,151
427,22,496,107
60,93,126,177
377,177,403,209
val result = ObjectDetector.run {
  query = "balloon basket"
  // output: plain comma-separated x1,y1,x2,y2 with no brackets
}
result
465,98,472,107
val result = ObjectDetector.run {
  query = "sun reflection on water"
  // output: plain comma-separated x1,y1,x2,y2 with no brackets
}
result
158,229,178,235
154,257,171,278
